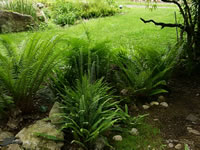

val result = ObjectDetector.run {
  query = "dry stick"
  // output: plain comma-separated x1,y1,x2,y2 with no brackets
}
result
140,18,184,30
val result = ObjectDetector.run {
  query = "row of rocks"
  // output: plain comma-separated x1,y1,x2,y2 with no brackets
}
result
142,101,168,110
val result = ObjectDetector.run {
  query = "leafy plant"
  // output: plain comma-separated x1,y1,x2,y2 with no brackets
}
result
52,1,81,26
0,34,61,113
114,45,181,100
0,93,13,115
50,37,113,95
57,75,121,149
51,0,119,26
3,0,37,20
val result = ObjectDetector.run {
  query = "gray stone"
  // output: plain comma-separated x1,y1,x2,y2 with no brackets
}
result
186,114,199,122
49,102,63,124
7,117,22,130
130,128,139,136
168,143,174,148
142,105,150,110
187,127,200,135
113,135,122,141
0,129,14,141
150,101,159,106
160,102,168,108
0,10,35,33
16,120,64,150
175,144,182,149
2,144,23,150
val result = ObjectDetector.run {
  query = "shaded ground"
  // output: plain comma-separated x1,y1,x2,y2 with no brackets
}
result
143,74,200,150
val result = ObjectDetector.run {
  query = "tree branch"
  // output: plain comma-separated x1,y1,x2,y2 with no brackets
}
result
140,18,184,29
161,0,185,19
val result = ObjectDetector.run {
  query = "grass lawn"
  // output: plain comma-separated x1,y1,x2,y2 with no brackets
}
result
1,7,179,52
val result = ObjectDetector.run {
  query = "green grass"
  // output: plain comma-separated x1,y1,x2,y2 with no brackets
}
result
0,7,179,52
113,121,166,150
116,0,177,8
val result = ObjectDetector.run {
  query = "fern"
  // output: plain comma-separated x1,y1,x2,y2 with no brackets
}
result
57,75,121,149
115,46,180,100
0,33,62,113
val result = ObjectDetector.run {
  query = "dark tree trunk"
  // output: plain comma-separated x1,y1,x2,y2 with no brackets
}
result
194,1,200,59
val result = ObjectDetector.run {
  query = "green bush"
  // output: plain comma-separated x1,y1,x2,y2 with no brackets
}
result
57,75,122,149
52,1,81,26
2,0,37,20
114,46,180,100
0,34,62,113
50,37,113,95
51,1,119,26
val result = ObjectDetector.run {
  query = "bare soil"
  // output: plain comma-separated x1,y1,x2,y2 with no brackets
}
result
142,74,200,150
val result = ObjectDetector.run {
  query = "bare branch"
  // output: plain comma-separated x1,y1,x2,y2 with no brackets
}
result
161,0,185,19
140,18,184,29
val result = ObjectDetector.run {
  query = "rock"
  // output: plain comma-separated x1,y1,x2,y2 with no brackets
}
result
16,119,64,150
175,144,182,149
150,101,159,106
130,128,139,136
160,102,168,108
113,135,122,141
187,127,200,135
0,130,14,141
49,102,63,124
158,95,165,102
166,139,173,143
7,117,22,130
94,137,106,150
168,143,174,148
121,89,128,95
142,105,150,110
2,144,22,150
196,93,200,97
186,114,199,122
0,10,35,33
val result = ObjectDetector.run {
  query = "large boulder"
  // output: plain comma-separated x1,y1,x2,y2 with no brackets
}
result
0,10,35,33
15,120,64,150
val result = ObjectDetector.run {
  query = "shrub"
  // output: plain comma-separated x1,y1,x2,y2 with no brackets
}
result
0,34,62,113
50,37,113,95
51,0,119,26
52,1,81,26
114,46,180,100
57,75,122,149
2,0,37,20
